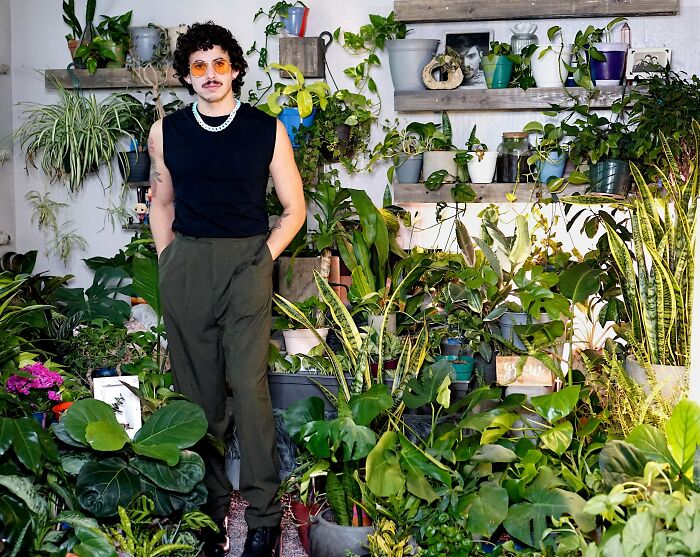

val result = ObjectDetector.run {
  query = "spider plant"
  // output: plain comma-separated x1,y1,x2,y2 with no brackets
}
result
13,78,138,193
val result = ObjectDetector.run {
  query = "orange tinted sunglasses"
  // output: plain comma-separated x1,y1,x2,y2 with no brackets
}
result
189,58,232,77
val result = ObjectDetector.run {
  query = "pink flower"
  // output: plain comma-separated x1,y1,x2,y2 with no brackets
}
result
6,362,64,410
48,390,61,401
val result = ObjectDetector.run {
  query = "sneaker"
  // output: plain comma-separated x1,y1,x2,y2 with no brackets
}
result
240,525,282,557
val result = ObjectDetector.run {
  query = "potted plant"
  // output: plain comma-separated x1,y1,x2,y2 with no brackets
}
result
73,36,118,74
482,41,515,89
530,26,573,88
421,46,465,89
278,1,308,37
95,10,133,68
562,105,634,197
456,125,498,184
13,81,139,192
262,63,331,146
523,120,570,187
5,360,64,427
370,119,429,184
422,111,460,183
129,24,164,64
276,295,329,356
62,0,83,59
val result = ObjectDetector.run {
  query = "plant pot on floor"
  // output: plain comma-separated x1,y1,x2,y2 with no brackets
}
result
282,327,329,356
279,106,316,148
291,499,322,554
385,39,439,91
423,150,459,182
483,55,514,89
395,153,423,183
310,509,374,557
436,354,475,381
588,159,631,198
118,150,151,182
267,371,340,411
591,42,628,86
531,45,573,87
536,152,567,184
467,151,498,184
624,356,687,400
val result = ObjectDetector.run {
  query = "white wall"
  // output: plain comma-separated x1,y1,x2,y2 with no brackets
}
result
0,0,15,255
7,0,700,284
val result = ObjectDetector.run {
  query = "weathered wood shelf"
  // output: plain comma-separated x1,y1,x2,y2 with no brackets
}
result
394,0,679,23
125,181,150,188
395,85,625,112
393,182,586,204
45,68,181,90
122,223,148,231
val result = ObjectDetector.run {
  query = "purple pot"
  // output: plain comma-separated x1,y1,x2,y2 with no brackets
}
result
591,42,628,86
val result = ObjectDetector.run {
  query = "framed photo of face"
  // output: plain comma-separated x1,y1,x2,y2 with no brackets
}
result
626,48,671,80
443,30,494,88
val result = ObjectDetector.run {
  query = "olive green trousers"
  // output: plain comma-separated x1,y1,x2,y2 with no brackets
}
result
159,232,282,528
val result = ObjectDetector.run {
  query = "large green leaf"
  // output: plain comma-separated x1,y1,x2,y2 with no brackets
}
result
599,440,648,487
398,433,451,492
481,413,518,445
530,385,580,423
539,421,574,456
0,494,32,552
283,396,326,443
0,418,12,455
402,361,452,409
131,442,180,466
133,400,207,448
0,475,48,516
465,485,509,538
349,383,393,426
558,263,602,303
471,444,518,463
366,431,403,497
666,399,700,478
626,424,676,470
76,458,140,517
73,526,118,557
51,421,88,448
63,399,121,445
330,417,376,462
85,420,130,451
131,250,161,321
11,418,43,473
141,478,208,516
131,450,205,493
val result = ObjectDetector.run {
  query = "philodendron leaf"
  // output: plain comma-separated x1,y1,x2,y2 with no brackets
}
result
349,383,393,427
530,385,580,423
85,421,129,452
63,399,121,445
73,526,118,557
626,424,676,472
133,400,207,449
366,431,403,497
76,458,140,517
131,450,205,493
403,361,452,409
558,262,602,303
539,421,574,456
666,399,700,479
471,444,518,463
481,413,518,445
283,396,326,443
465,485,509,538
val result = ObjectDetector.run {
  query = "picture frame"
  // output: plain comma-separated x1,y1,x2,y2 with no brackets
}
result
626,47,671,80
93,375,143,438
443,30,494,88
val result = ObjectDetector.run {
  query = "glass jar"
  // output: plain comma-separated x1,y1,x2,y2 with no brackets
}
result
496,132,534,183
510,32,538,55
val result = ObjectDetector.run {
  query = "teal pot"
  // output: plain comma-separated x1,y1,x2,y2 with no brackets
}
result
436,354,476,381
118,150,151,182
279,107,316,147
589,159,632,198
129,26,161,63
310,509,374,557
482,55,513,89
395,153,423,183
536,152,567,184
385,39,439,91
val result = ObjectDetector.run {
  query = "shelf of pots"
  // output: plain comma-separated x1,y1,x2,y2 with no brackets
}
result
393,0,679,23
45,67,180,89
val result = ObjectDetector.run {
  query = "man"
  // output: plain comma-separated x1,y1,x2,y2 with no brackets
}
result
148,21,305,557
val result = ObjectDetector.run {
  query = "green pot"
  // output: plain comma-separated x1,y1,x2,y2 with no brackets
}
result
436,355,475,381
482,55,513,89
589,159,632,198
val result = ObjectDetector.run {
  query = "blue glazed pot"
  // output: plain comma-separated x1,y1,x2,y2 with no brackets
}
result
279,107,316,147
32,411,49,429
280,6,306,37
536,152,567,184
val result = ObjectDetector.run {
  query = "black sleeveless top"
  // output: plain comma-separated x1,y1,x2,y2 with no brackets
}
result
162,102,276,237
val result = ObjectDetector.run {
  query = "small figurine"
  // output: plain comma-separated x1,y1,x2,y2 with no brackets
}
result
134,202,148,224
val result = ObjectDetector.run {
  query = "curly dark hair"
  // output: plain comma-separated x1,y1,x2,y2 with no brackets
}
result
173,21,248,97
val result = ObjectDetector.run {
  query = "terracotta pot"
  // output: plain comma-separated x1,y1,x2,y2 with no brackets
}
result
290,499,321,554
51,401,74,422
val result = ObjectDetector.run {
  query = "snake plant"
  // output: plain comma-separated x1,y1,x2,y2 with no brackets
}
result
604,123,697,367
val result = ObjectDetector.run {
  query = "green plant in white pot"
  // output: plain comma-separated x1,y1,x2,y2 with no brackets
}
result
275,295,329,356
456,125,497,184
421,111,460,185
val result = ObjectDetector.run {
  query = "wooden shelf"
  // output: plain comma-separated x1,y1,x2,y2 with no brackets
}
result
393,181,586,204
125,181,149,188
394,0,679,23
122,223,148,231
395,85,624,112
45,67,181,90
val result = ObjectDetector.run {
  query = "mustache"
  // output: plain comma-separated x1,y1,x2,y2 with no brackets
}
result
203,80,222,87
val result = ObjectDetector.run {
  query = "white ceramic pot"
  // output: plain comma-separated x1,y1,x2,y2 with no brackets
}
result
423,150,459,182
531,45,573,87
282,328,329,355
467,151,498,184
368,313,397,335
624,356,687,399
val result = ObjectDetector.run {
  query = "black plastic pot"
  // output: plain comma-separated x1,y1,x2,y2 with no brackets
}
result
589,159,631,198
118,150,151,183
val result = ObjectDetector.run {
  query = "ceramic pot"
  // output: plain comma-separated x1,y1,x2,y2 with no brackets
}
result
624,356,687,399
282,327,329,355
591,42,628,86
482,55,513,88
467,151,498,184
385,39,439,91
395,153,423,183
278,107,316,147
536,152,567,183
291,500,322,554
130,26,160,63
31,411,49,429
436,355,476,381
423,150,459,182
51,401,74,423
118,150,151,182
531,45,573,87
102,39,126,68
281,6,308,37
589,159,631,198
309,509,373,557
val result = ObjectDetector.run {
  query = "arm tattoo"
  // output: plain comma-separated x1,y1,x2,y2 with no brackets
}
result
270,212,290,231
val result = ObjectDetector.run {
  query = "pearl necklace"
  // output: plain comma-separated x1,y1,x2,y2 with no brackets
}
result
192,100,240,132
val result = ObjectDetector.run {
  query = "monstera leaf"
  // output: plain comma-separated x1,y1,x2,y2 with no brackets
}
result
403,361,452,409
